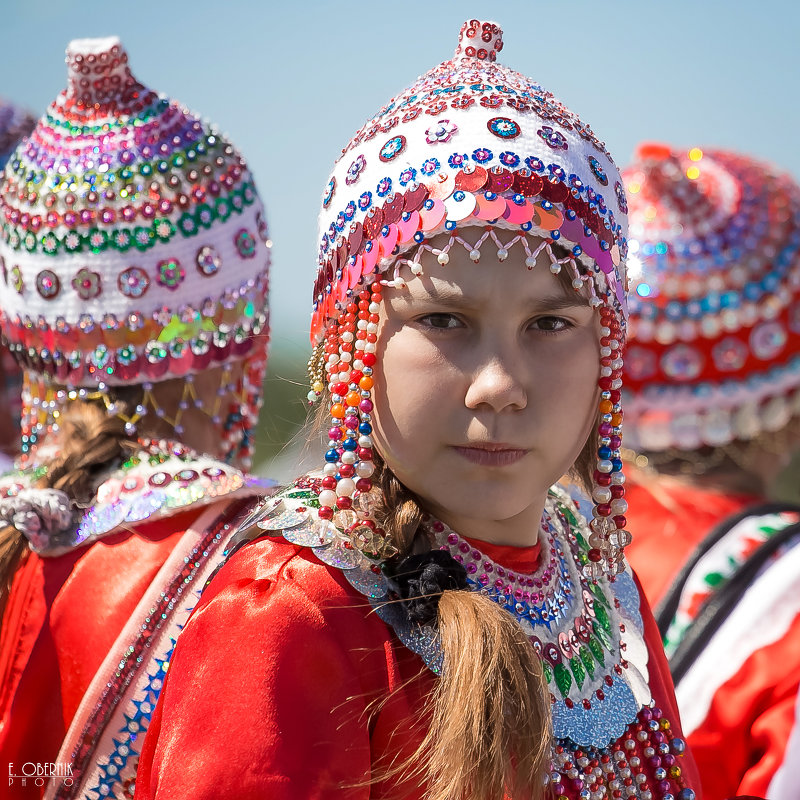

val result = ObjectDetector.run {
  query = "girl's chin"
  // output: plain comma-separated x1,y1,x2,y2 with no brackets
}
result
420,485,541,523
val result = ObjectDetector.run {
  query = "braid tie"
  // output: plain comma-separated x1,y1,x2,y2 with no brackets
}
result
387,549,468,624
0,488,74,553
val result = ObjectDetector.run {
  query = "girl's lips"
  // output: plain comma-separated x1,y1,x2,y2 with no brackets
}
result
451,444,529,467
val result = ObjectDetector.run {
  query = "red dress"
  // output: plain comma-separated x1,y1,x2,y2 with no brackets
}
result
0,511,199,795
0,442,265,800
135,485,701,800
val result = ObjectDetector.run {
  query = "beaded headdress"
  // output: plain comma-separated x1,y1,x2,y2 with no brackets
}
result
0,38,271,468
309,20,631,575
622,143,800,456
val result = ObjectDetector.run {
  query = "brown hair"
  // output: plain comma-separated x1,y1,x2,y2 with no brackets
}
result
372,459,552,800
0,395,139,625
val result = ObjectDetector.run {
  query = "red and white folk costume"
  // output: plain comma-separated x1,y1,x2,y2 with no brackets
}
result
621,143,800,800
0,37,273,800
136,21,700,800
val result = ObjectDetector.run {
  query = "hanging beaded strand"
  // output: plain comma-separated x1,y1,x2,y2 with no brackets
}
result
317,282,381,522
586,301,630,577
19,361,261,468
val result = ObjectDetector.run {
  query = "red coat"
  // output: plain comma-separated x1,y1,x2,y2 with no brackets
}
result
0,441,266,799
0,509,200,799
135,533,702,799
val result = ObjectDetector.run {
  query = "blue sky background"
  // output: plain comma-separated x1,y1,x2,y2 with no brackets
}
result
2,0,799,364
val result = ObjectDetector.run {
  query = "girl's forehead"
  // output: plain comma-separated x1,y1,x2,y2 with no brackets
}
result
387,246,590,309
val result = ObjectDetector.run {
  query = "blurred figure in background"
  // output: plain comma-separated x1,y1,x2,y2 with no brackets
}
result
621,142,800,800
0,97,36,469
0,37,272,799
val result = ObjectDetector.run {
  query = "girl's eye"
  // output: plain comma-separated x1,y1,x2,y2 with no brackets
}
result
418,313,464,330
531,316,572,333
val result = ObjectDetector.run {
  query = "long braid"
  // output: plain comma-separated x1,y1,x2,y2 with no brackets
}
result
0,395,139,629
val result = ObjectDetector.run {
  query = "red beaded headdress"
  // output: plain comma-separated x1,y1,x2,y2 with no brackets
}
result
309,21,630,575
0,38,271,468
623,143,800,454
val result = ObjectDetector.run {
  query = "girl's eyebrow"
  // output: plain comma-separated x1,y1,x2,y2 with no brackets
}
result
406,287,592,311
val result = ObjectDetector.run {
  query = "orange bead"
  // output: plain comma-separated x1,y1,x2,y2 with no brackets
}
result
331,403,345,419
345,391,361,407
611,413,623,426
359,376,374,390
599,400,613,414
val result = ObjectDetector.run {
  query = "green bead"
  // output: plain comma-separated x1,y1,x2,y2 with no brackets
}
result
594,601,612,633
553,662,572,697
579,645,596,677
570,655,585,689
589,636,606,666
593,618,612,650
590,582,611,608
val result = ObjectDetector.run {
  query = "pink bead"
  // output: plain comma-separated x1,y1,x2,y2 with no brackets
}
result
359,399,373,413
344,416,359,429
328,427,342,440
598,422,613,436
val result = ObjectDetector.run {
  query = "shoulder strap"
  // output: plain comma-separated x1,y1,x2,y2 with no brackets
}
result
654,501,800,637
669,517,800,684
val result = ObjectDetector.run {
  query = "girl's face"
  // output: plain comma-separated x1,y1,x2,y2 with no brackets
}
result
372,237,601,534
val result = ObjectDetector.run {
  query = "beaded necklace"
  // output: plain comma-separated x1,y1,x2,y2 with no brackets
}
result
425,495,651,747
233,479,697,799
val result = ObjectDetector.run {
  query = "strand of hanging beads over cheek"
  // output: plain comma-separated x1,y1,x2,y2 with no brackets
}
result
586,303,629,577
316,282,384,530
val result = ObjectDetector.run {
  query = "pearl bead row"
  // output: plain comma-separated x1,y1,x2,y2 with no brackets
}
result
586,303,630,577
315,283,383,522
380,228,601,307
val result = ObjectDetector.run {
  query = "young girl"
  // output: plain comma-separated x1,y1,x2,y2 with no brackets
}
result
136,21,700,800
0,38,272,799
620,142,800,800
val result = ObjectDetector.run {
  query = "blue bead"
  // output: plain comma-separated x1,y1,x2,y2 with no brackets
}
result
678,790,695,800
325,449,339,463
342,438,358,451
670,736,686,754
598,445,612,459
359,422,372,435
611,458,623,472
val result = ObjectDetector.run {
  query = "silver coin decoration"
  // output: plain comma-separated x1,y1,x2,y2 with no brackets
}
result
344,564,390,599
124,490,167,523
282,518,336,547
312,537,364,570
75,501,128,542
258,506,311,531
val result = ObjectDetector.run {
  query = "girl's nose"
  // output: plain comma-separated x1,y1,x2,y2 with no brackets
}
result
464,356,527,413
